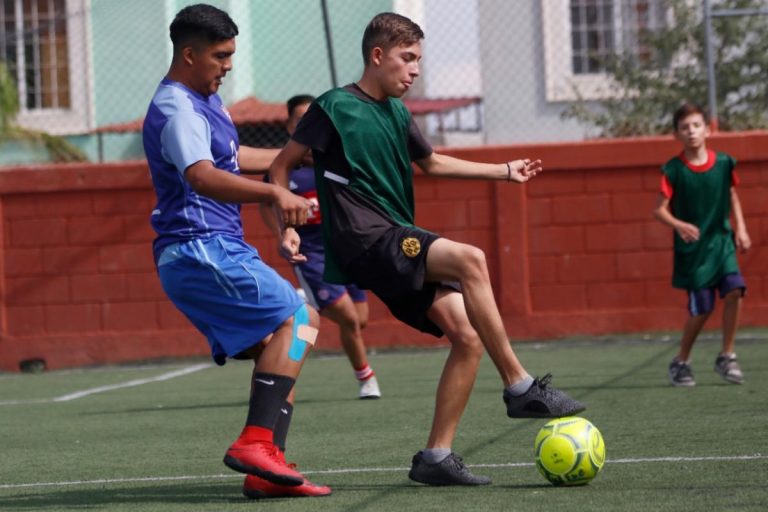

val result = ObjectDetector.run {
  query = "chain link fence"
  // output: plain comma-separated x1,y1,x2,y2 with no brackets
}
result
1,0,767,165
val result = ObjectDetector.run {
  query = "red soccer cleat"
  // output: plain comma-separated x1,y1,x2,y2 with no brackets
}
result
224,438,304,486
242,474,332,499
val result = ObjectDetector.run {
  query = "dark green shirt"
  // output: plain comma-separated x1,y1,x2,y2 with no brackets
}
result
661,151,739,290
292,84,433,283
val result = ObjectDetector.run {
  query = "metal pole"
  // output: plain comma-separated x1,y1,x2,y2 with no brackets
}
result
703,0,718,131
320,0,338,88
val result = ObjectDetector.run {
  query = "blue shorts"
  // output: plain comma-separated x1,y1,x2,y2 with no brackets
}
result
687,273,746,316
157,235,304,365
294,248,366,311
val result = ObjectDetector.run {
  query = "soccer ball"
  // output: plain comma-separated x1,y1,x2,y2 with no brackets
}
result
534,416,605,486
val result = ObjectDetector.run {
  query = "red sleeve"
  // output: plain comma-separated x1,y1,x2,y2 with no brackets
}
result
660,175,673,198
731,170,739,187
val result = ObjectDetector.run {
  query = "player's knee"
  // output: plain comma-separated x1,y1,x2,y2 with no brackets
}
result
450,327,484,359
459,245,488,278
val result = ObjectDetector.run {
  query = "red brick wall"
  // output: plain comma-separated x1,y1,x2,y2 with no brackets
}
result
1,132,766,371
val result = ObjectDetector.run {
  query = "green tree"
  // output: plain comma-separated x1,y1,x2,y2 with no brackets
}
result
0,62,86,162
562,0,768,137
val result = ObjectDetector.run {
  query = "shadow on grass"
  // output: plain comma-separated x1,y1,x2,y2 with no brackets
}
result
0,481,248,511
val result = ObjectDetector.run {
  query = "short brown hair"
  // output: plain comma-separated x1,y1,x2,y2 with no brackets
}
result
673,103,708,131
361,12,424,65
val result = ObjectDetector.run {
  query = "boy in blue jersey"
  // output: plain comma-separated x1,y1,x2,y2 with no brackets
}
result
270,12,585,486
142,4,329,500
260,95,381,399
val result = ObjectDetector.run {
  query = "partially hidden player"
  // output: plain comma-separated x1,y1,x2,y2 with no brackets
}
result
269,12,585,486
259,94,381,399
142,4,330,499
654,103,751,387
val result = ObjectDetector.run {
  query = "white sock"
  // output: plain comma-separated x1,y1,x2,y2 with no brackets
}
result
422,448,452,464
505,375,534,397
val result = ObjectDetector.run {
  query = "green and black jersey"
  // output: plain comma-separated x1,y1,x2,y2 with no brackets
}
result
292,84,433,283
661,150,739,290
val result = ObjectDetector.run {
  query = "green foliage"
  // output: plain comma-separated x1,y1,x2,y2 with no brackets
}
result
0,61,86,162
563,0,768,137
0,62,19,135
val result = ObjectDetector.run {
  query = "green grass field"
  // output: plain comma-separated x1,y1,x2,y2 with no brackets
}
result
1,332,766,511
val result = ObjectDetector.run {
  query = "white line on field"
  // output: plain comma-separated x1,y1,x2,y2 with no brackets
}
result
0,454,764,490
0,363,213,406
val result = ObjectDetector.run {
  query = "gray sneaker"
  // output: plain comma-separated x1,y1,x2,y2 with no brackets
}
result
408,451,491,486
714,353,744,384
503,374,586,418
669,359,696,387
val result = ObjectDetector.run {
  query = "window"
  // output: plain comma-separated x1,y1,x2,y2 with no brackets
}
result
542,0,668,101
0,0,91,134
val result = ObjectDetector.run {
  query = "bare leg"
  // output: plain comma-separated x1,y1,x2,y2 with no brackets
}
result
321,294,369,370
677,312,710,362
426,238,526,386
242,306,321,378
720,289,742,355
425,288,484,448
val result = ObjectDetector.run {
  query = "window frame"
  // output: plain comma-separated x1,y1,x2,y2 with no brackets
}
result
541,0,667,102
8,0,93,135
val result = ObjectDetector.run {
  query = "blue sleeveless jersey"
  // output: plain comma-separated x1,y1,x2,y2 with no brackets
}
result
143,79,243,261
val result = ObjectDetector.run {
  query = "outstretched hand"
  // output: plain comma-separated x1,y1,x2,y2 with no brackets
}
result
507,159,543,183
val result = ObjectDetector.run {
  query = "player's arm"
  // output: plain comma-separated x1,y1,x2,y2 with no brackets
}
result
652,194,699,243
269,139,312,224
264,139,314,262
730,187,751,252
414,152,542,183
258,192,307,264
185,160,309,227
238,146,280,175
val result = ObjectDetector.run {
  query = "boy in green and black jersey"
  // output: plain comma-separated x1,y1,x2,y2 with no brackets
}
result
270,12,584,486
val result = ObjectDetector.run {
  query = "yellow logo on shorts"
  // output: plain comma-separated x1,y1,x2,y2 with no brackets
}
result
400,237,421,258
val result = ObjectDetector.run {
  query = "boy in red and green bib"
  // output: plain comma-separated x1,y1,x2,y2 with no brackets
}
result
654,103,751,387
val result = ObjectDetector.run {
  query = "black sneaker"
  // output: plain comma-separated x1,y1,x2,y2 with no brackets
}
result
408,451,491,486
669,359,696,387
503,374,586,418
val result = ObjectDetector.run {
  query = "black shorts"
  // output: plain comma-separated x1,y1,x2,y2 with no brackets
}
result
342,226,459,337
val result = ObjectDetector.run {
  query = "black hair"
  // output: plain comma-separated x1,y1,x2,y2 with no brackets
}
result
286,94,315,118
169,4,238,54
672,102,708,131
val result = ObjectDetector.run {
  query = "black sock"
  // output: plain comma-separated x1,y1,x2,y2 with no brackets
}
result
246,373,295,429
273,402,294,453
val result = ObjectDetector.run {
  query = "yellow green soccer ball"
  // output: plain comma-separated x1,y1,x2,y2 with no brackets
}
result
534,416,605,486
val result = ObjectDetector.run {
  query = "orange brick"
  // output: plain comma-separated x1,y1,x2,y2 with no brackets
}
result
529,226,585,255
10,218,68,247
557,254,616,283
5,305,46,336
4,248,43,275
6,276,70,305
42,247,101,275
586,223,644,252
587,282,646,309
530,284,587,312
46,303,101,333
611,192,658,222
616,252,671,280
528,198,552,226
71,275,128,302
68,217,125,245
552,195,612,225
103,302,159,331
